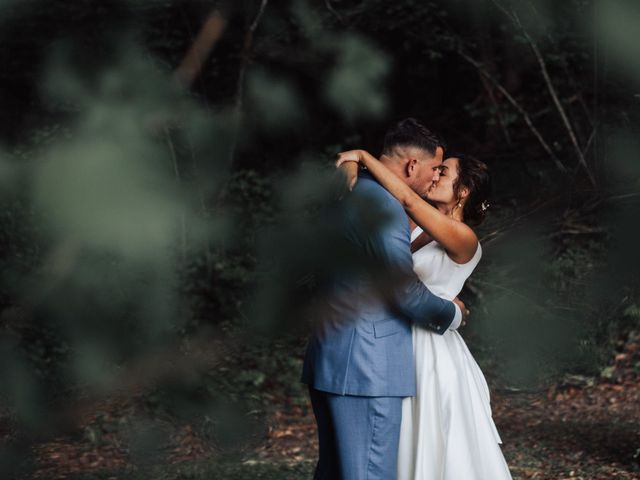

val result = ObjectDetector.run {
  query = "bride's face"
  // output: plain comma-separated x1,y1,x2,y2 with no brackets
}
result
426,157,460,205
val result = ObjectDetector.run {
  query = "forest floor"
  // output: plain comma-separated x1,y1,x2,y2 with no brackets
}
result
248,329,640,480
10,329,640,480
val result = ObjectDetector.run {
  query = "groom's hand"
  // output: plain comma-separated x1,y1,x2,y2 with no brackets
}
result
453,297,470,327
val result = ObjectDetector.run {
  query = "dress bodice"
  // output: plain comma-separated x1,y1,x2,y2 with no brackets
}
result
410,226,482,301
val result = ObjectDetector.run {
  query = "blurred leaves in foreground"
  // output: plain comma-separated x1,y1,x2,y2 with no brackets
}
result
0,0,639,477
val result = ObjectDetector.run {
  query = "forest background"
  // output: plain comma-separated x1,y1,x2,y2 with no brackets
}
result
0,0,639,478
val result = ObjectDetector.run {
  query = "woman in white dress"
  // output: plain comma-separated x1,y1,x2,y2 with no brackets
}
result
337,147,512,480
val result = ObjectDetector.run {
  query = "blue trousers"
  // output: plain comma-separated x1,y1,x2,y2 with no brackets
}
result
309,387,403,480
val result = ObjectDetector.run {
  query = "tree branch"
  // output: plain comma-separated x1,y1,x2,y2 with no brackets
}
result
324,0,345,24
173,9,228,89
456,47,567,174
235,0,269,110
490,0,596,187
215,0,269,206
527,0,593,127
479,75,513,145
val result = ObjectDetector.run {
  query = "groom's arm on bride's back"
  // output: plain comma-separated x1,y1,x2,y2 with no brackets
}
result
367,195,458,333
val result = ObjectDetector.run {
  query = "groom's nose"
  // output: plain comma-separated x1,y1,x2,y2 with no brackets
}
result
431,168,441,183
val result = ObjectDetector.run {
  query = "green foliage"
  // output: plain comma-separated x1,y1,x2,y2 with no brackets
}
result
324,35,390,121
596,1,640,85
247,68,305,132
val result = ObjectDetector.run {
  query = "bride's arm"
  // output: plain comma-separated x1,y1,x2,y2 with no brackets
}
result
337,150,478,264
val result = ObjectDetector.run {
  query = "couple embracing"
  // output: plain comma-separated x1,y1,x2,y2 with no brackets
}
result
301,118,512,479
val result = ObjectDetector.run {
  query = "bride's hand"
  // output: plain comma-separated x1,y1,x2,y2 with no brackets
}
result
335,150,363,192
453,297,470,327
335,149,369,168
335,150,376,191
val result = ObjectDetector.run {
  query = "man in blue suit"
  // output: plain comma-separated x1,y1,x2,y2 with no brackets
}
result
302,118,464,479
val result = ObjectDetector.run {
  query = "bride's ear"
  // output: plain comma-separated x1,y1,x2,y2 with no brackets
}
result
459,185,470,201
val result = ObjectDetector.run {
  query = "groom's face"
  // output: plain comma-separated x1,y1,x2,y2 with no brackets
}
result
406,146,444,197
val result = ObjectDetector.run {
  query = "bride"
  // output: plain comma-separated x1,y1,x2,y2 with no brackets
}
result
337,147,512,480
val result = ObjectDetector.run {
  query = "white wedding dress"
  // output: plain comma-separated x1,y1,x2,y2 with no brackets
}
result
397,226,512,480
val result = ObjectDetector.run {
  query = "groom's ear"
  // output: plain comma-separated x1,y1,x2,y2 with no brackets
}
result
405,157,418,177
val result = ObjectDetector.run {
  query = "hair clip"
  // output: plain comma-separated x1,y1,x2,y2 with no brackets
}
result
481,201,490,212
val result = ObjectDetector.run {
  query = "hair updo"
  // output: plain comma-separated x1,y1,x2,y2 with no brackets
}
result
447,152,491,226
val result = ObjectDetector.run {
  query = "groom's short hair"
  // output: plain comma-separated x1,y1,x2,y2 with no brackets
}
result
382,118,444,157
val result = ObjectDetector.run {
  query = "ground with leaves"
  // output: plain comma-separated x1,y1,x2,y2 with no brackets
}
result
8,330,638,479
254,332,640,480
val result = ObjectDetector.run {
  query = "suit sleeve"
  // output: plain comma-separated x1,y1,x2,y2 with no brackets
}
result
366,196,457,333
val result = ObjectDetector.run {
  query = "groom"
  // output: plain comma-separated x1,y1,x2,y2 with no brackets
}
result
302,118,464,479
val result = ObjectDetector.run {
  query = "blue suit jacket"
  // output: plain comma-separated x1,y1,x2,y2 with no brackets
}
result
301,171,456,397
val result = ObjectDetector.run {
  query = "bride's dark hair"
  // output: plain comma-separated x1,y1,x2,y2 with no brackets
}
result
447,152,491,226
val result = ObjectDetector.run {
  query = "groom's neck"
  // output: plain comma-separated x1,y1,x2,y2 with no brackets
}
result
379,154,407,182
